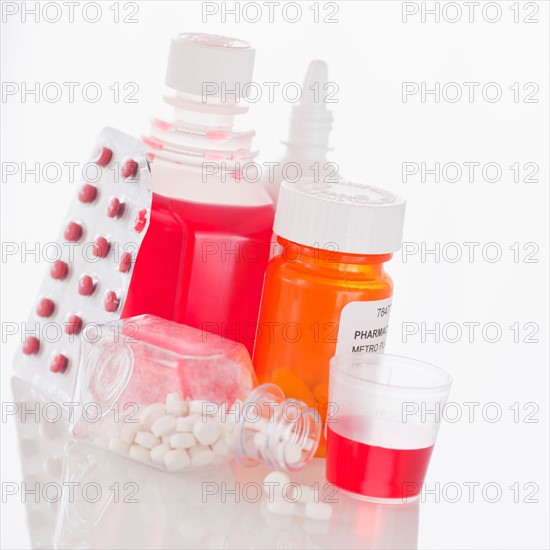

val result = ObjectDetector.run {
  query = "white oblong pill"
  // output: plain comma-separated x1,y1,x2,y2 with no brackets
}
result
192,416,221,446
188,400,210,415
284,442,302,465
120,421,141,444
164,449,191,471
188,444,214,467
135,431,161,449
263,471,290,496
175,414,201,433
212,402,229,421
211,437,230,457
151,415,176,437
120,404,143,421
109,437,130,455
298,485,317,504
139,403,166,430
266,498,295,516
170,432,196,449
129,444,151,463
247,417,268,432
167,400,188,417
166,393,188,417
151,443,171,465
305,501,332,521
223,400,242,432
166,392,182,404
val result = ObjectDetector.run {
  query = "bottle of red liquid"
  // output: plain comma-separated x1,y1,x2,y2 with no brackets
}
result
123,33,274,354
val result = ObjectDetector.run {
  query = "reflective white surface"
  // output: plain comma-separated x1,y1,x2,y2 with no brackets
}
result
9,377,420,550
5,376,549,549
2,2,549,548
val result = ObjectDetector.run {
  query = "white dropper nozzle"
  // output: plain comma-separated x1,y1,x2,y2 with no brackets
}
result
284,60,334,153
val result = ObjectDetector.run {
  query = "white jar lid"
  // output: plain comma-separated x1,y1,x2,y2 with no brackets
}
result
165,33,255,100
273,179,406,255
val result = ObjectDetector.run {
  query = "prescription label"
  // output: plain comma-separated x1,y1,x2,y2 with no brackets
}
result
336,297,393,354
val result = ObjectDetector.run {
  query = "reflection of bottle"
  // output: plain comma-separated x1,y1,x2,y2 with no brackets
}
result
71,316,320,472
331,493,420,550
54,441,237,549
123,33,274,355
264,60,339,203
11,377,71,550
253,179,406,457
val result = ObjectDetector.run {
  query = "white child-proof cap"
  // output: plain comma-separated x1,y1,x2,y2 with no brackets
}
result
165,32,255,100
274,179,406,255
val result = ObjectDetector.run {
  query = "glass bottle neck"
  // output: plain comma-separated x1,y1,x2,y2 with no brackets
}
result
234,384,321,471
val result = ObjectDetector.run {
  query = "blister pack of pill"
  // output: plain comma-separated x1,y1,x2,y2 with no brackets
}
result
13,127,152,406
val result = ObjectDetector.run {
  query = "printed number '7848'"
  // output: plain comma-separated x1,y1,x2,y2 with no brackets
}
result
377,305,391,317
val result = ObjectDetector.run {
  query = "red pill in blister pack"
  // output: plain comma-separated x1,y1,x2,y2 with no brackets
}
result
95,146,113,167
78,275,96,296
119,252,132,274
92,236,111,258
64,221,83,242
106,197,125,218
23,336,40,356
103,291,120,312
37,298,55,318
79,184,98,204
51,261,69,280
14,127,152,406
50,354,68,374
121,159,138,179
134,209,148,233
65,314,83,335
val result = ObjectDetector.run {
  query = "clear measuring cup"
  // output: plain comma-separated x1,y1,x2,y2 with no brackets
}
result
326,353,452,503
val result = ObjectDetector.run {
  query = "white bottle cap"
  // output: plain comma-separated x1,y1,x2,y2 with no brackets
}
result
274,179,406,255
165,33,255,100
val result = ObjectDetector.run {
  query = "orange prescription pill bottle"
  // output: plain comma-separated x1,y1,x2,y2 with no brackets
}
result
253,179,406,456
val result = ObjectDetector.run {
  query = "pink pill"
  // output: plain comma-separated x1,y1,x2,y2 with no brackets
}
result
78,275,96,296
92,236,110,258
51,260,68,280
50,354,68,374
104,290,120,312
106,197,124,218
79,184,98,203
134,209,147,233
23,336,40,355
64,221,83,242
37,298,55,318
121,159,138,179
95,146,113,167
65,315,82,335
119,252,132,273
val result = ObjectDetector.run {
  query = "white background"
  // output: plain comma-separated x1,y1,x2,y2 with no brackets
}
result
1,1,549,548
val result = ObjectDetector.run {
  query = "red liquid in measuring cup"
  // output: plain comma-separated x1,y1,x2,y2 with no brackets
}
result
326,426,433,500
123,193,274,355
